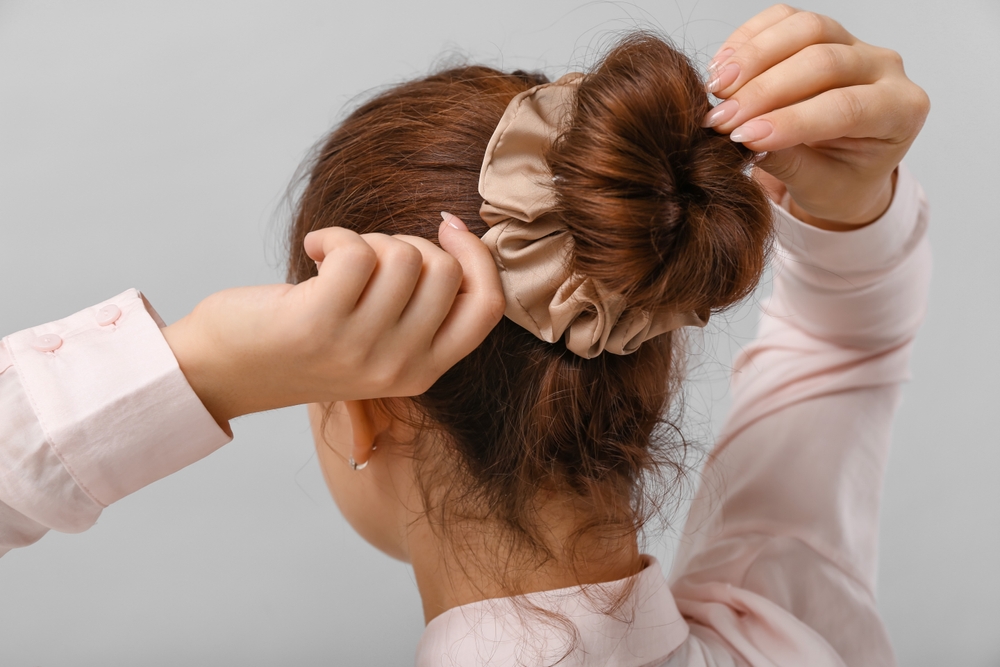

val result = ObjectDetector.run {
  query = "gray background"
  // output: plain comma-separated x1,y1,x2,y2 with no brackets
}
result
0,1,997,665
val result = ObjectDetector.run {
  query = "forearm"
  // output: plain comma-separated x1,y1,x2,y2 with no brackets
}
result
0,348,101,555
161,313,238,432
768,163,930,349
671,163,930,613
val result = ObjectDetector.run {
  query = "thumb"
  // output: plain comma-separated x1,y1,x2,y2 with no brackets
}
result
431,212,505,357
437,212,483,275
750,164,787,205
756,146,879,222
754,145,808,189
437,212,502,303
439,210,469,233
756,144,849,203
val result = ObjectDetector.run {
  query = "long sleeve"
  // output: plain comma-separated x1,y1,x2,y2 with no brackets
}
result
667,163,931,666
0,289,232,557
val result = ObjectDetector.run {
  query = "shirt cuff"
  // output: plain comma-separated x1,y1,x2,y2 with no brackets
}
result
772,162,926,276
3,289,232,511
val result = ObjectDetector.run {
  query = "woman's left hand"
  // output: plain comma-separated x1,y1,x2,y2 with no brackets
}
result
703,4,930,229
163,215,504,428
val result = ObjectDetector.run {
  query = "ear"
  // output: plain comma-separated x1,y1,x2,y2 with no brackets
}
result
344,400,377,470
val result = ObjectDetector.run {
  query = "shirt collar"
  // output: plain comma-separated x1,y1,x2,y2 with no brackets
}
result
415,555,688,667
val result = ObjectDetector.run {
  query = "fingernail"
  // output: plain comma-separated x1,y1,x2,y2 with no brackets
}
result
441,211,467,231
706,62,739,94
701,99,739,128
707,48,735,75
315,260,322,271
729,120,773,144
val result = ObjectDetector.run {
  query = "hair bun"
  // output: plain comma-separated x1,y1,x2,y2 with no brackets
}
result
549,33,773,316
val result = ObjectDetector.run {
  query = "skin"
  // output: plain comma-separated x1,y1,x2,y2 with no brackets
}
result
308,5,931,625
310,399,642,621
704,4,929,229
162,215,505,430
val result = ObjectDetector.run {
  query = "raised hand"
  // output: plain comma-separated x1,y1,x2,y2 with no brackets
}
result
162,214,504,427
703,4,930,229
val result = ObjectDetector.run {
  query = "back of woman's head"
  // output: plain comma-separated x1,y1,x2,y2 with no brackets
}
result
288,33,772,568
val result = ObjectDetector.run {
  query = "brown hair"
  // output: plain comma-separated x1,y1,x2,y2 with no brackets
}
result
288,33,772,585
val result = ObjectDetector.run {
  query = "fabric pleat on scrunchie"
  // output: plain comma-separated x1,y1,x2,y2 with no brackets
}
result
478,72,708,359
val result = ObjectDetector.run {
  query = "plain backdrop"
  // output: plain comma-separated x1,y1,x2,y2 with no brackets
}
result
0,1,997,665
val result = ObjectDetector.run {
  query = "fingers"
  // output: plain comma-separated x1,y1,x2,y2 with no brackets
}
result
709,9,858,98
303,227,379,317
393,234,464,344
705,43,878,134
727,83,902,153
700,7,919,155
709,3,800,63
352,233,425,329
297,214,503,400
700,6,929,227
428,213,505,368
305,226,360,264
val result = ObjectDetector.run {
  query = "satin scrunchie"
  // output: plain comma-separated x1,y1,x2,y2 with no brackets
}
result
478,73,707,359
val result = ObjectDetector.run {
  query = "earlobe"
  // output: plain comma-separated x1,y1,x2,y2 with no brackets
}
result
344,400,377,470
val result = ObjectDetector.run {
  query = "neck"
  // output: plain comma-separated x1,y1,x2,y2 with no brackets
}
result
407,500,642,623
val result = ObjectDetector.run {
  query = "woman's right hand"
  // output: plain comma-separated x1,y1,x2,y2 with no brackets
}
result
162,213,504,428
703,4,930,228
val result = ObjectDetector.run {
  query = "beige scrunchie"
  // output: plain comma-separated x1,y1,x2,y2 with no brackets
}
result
478,73,707,359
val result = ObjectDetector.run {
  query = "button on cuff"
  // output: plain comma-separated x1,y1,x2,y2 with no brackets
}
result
96,304,122,326
31,334,63,353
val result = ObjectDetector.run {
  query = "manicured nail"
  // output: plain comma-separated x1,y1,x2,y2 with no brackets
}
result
701,99,739,128
706,62,739,94
441,211,467,231
707,48,735,75
729,120,773,144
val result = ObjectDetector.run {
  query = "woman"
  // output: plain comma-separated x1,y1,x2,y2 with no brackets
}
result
288,6,929,666
1,5,929,665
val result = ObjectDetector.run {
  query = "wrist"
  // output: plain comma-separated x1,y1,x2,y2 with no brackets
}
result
162,315,236,433
789,170,897,231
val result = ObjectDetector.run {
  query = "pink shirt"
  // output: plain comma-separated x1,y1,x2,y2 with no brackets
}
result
0,291,231,551
0,164,930,666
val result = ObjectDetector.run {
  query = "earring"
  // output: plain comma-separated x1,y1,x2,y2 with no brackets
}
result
348,444,376,472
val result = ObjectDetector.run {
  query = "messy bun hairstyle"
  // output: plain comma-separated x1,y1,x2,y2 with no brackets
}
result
288,34,772,574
